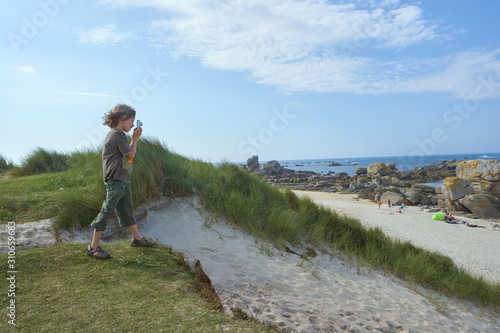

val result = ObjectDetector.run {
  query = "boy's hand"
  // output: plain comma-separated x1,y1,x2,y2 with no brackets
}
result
132,126,142,141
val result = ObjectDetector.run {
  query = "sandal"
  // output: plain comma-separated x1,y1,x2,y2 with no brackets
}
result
86,245,111,259
130,237,156,247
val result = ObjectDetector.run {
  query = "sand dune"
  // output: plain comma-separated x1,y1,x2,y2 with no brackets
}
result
140,196,499,332
2,194,499,332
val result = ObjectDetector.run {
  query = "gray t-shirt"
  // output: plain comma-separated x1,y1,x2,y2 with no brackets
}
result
102,128,132,183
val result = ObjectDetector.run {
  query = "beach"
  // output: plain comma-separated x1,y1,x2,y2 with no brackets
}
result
2,194,499,332
294,191,500,284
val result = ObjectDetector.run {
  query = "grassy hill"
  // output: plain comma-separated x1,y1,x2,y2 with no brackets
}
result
0,241,276,332
1,137,499,327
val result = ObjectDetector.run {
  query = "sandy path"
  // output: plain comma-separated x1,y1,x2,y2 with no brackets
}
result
294,191,500,283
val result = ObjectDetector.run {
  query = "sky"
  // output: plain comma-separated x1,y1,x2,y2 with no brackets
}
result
1,0,500,165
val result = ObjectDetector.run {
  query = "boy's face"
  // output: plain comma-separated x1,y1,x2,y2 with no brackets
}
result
121,117,135,132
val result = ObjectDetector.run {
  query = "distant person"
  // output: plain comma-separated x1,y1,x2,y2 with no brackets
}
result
86,104,156,259
388,200,391,208
378,200,382,209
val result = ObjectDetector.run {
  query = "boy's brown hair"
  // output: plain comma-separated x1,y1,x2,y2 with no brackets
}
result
102,104,136,128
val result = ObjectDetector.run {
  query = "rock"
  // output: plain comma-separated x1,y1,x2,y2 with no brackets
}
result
444,198,469,213
428,195,438,205
265,160,283,174
387,163,396,170
458,194,500,219
246,155,259,172
456,159,500,180
355,167,367,175
435,184,444,194
380,191,404,205
398,181,410,188
364,182,378,189
256,168,268,177
367,162,392,176
402,188,422,204
442,177,475,201
419,195,431,206
469,178,500,196
349,182,364,191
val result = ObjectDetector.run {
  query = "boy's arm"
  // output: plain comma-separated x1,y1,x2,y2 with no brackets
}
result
126,127,142,159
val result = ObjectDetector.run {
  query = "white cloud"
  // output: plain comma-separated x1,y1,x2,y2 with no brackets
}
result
19,66,35,74
396,50,500,98
100,0,500,98
78,24,132,45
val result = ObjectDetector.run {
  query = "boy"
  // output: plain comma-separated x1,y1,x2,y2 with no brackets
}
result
86,104,155,259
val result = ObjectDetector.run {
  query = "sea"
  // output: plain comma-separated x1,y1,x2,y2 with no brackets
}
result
262,153,500,180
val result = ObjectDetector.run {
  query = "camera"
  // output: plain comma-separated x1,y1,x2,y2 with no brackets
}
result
136,120,143,128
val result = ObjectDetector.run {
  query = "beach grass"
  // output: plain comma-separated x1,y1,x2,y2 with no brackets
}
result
0,154,14,173
0,241,276,332
2,137,500,311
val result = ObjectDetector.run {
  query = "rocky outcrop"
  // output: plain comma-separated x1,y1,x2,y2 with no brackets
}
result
246,155,259,172
456,159,500,180
246,156,472,212
435,159,500,219
438,177,475,201
367,162,393,176
380,191,404,205
459,194,500,218
355,167,367,175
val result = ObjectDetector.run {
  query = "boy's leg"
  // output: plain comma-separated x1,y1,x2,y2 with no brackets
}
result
127,224,142,241
90,229,103,249
89,180,123,248
115,182,140,237
115,182,156,247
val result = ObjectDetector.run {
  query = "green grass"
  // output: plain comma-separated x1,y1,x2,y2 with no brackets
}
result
0,154,14,173
0,241,276,332
1,138,500,312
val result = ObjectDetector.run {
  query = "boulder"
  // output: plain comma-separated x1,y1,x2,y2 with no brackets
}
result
442,177,475,201
265,160,283,173
349,181,364,191
246,155,259,172
355,167,367,175
367,162,392,176
468,178,500,196
458,194,500,219
419,195,431,206
443,198,469,213
380,191,404,205
387,163,396,170
402,188,422,204
456,159,500,180
364,182,379,189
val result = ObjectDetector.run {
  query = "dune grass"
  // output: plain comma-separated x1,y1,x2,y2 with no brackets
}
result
1,137,499,311
0,154,14,173
0,241,276,332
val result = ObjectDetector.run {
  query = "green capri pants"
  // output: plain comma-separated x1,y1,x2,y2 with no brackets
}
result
91,179,137,232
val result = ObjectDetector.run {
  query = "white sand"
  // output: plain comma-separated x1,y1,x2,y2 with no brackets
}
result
294,191,500,284
140,196,499,332
2,195,499,332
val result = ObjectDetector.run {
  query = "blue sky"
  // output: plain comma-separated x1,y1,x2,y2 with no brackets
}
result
1,0,500,165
